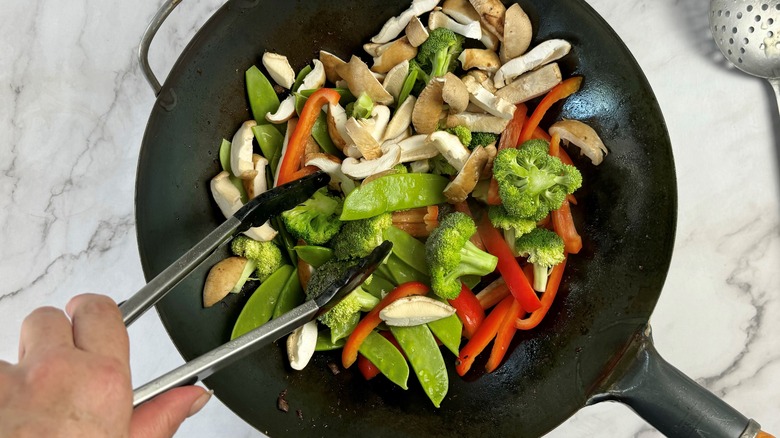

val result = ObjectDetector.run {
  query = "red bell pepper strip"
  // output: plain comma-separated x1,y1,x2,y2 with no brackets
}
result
515,256,567,330
530,127,551,142
277,88,341,186
477,214,542,312
455,294,514,376
552,200,582,254
342,281,429,368
486,178,502,205
549,132,561,157
486,296,525,372
497,104,527,151
453,202,486,250
357,354,381,380
518,77,583,144
448,283,485,339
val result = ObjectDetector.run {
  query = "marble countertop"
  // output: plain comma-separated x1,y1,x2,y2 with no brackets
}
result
1,0,778,436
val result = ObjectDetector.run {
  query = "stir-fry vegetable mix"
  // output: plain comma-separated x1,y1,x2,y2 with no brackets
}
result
204,0,609,408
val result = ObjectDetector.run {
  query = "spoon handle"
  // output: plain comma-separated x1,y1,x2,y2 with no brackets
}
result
770,78,780,120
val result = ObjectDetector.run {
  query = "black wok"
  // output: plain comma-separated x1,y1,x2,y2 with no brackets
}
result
134,0,763,436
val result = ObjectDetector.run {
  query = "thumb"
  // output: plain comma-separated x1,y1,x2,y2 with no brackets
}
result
130,386,212,438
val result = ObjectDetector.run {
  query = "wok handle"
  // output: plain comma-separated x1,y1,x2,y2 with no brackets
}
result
589,325,770,438
138,0,183,95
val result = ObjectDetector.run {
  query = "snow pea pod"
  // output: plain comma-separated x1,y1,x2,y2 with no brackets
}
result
383,226,428,276
341,174,449,221
292,65,313,93
251,124,284,173
315,331,346,351
231,265,294,339
427,314,462,356
358,331,409,390
390,324,448,408
363,274,396,299
245,66,280,123
385,254,429,286
272,267,304,319
329,312,361,344
293,245,333,268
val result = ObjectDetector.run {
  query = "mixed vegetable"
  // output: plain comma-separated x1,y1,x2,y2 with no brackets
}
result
203,0,608,408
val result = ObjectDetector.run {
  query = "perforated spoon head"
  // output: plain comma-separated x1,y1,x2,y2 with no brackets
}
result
710,0,780,79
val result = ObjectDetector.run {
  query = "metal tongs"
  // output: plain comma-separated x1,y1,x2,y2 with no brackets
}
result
119,171,392,407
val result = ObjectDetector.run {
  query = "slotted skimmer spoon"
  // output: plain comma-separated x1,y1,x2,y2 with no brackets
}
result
710,0,780,115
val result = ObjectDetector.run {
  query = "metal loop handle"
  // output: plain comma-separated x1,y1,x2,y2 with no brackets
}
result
138,0,183,95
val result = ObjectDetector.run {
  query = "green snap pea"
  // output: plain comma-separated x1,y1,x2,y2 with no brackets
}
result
293,245,334,268
272,267,304,319
358,331,409,390
390,325,448,408
292,65,313,93
273,217,298,266
341,174,449,221
230,265,294,340
427,314,462,356
245,66,280,123
363,274,396,299
251,124,284,173
217,138,249,203
315,330,346,351
383,226,428,276
376,264,397,286
329,312,360,344
385,254,429,286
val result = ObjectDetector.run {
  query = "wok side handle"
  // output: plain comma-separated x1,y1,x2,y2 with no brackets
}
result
138,0,183,95
588,325,771,438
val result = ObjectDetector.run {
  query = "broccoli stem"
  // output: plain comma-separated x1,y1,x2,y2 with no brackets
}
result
443,241,498,285
503,228,518,257
431,50,449,78
533,263,549,292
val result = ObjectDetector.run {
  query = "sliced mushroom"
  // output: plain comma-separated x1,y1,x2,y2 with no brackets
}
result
410,159,431,173
493,39,571,88
397,134,439,162
371,71,387,82
443,146,489,203
503,4,533,59
211,171,243,218
262,52,295,89
243,154,269,199
464,69,497,93
446,112,511,133
480,143,497,180
429,10,482,40
412,78,445,134
345,117,382,160
458,48,501,73
203,257,249,307
305,153,356,194
243,223,278,242
327,103,349,151
442,72,469,114
341,144,402,179
336,56,394,105
371,0,440,44
287,320,318,370
468,0,506,40
368,105,391,141
427,130,471,170
372,37,417,74
442,0,481,24
363,168,402,185
495,63,562,104
300,59,326,91
304,135,321,164
383,60,410,101
319,50,347,84
379,296,456,326
385,127,412,144
384,95,416,141
363,40,394,58
405,16,429,47
230,120,258,180
548,119,609,165
480,24,500,50
265,94,296,124
274,117,297,184
462,75,516,119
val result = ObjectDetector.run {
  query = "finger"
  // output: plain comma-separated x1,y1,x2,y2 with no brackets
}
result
130,386,212,438
66,294,129,366
18,306,74,361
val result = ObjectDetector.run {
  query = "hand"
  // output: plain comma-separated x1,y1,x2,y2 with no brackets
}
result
0,294,212,438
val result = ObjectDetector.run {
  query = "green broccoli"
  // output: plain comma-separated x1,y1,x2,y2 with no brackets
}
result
281,188,343,245
492,139,582,220
416,27,464,78
488,205,537,254
446,125,472,147
515,228,565,292
429,154,458,176
230,235,284,282
397,59,429,108
345,92,374,119
470,132,499,149
425,212,498,299
330,213,392,260
318,286,379,341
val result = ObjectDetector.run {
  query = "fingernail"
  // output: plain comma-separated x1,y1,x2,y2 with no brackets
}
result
188,390,213,417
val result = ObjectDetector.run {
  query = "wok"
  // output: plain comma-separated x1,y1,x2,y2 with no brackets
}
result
134,0,763,436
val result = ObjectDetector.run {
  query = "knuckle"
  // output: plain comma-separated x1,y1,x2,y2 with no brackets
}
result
23,306,65,325
79,296,120,317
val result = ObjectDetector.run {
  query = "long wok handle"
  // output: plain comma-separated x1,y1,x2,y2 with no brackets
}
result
589,325,769,438
138,0,182,95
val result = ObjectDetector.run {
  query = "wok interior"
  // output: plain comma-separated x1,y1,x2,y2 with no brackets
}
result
134,0,676,436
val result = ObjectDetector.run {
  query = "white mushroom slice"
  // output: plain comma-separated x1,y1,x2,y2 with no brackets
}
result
371,0,440,44
385,127,412,144
345,117,382,160
203,257,249,308
371,71,387,82
287,320,318,370
327,103,349,151
372,37,417,74
410,159,431,173
443,146,489,203
496,63,562,104
494,39,571,88
368,105,391,141
549,119,609,166
480,25,500,50
306,153,356,194
412,78,445,134
383,95,416,141
379,296,456,326
427,131,470,170
243,154,268,199
265,94,296,124
442,0,480,24
274,117,297,184
230,120,258,180
342,144,402,179
464,69,497,93
344,145,362,159
212,171,277,242
458,49,501,73
243,222,278,242
462,75,516,119
397,134,439,162
480,143,497,180
442,72,469,114
363,41,394,58
446,112,510,133
300,59,326,91
335,79,350,89
468,0,506,40
320,50,347,84
405,16,429,47
336,56,394,105
383,60,410,101
465,102,488,114
503,4,533,59
262,52,295,89
428,10,482,40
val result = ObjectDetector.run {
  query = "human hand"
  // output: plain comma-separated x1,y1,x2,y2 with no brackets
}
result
0,293,212,438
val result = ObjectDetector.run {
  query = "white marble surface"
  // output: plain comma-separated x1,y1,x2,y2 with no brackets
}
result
0,0,778,436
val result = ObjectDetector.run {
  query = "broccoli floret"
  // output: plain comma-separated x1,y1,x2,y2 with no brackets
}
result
231,235,284,282
331,213,392,260
425,212,498,299
470,132,499,149
281,188,343,245
429,154,458,176
318,286,379,334
515,228,565,292
493,139,582,220
488,205,537,254
446,125,472,147
416,27,465,78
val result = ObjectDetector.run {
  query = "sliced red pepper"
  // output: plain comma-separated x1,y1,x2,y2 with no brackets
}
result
530,126,551,142
477,214,542,312
486,178,502,205
518,77,583,144
448,283,485,339
552,200,582,254
455,294,514,376
342,281,429,368
486,296,525,372
497,104,527,151
453,202,486,250
276,88,341,186
515,256,567,330
549,132,561,157
357,354,381,380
